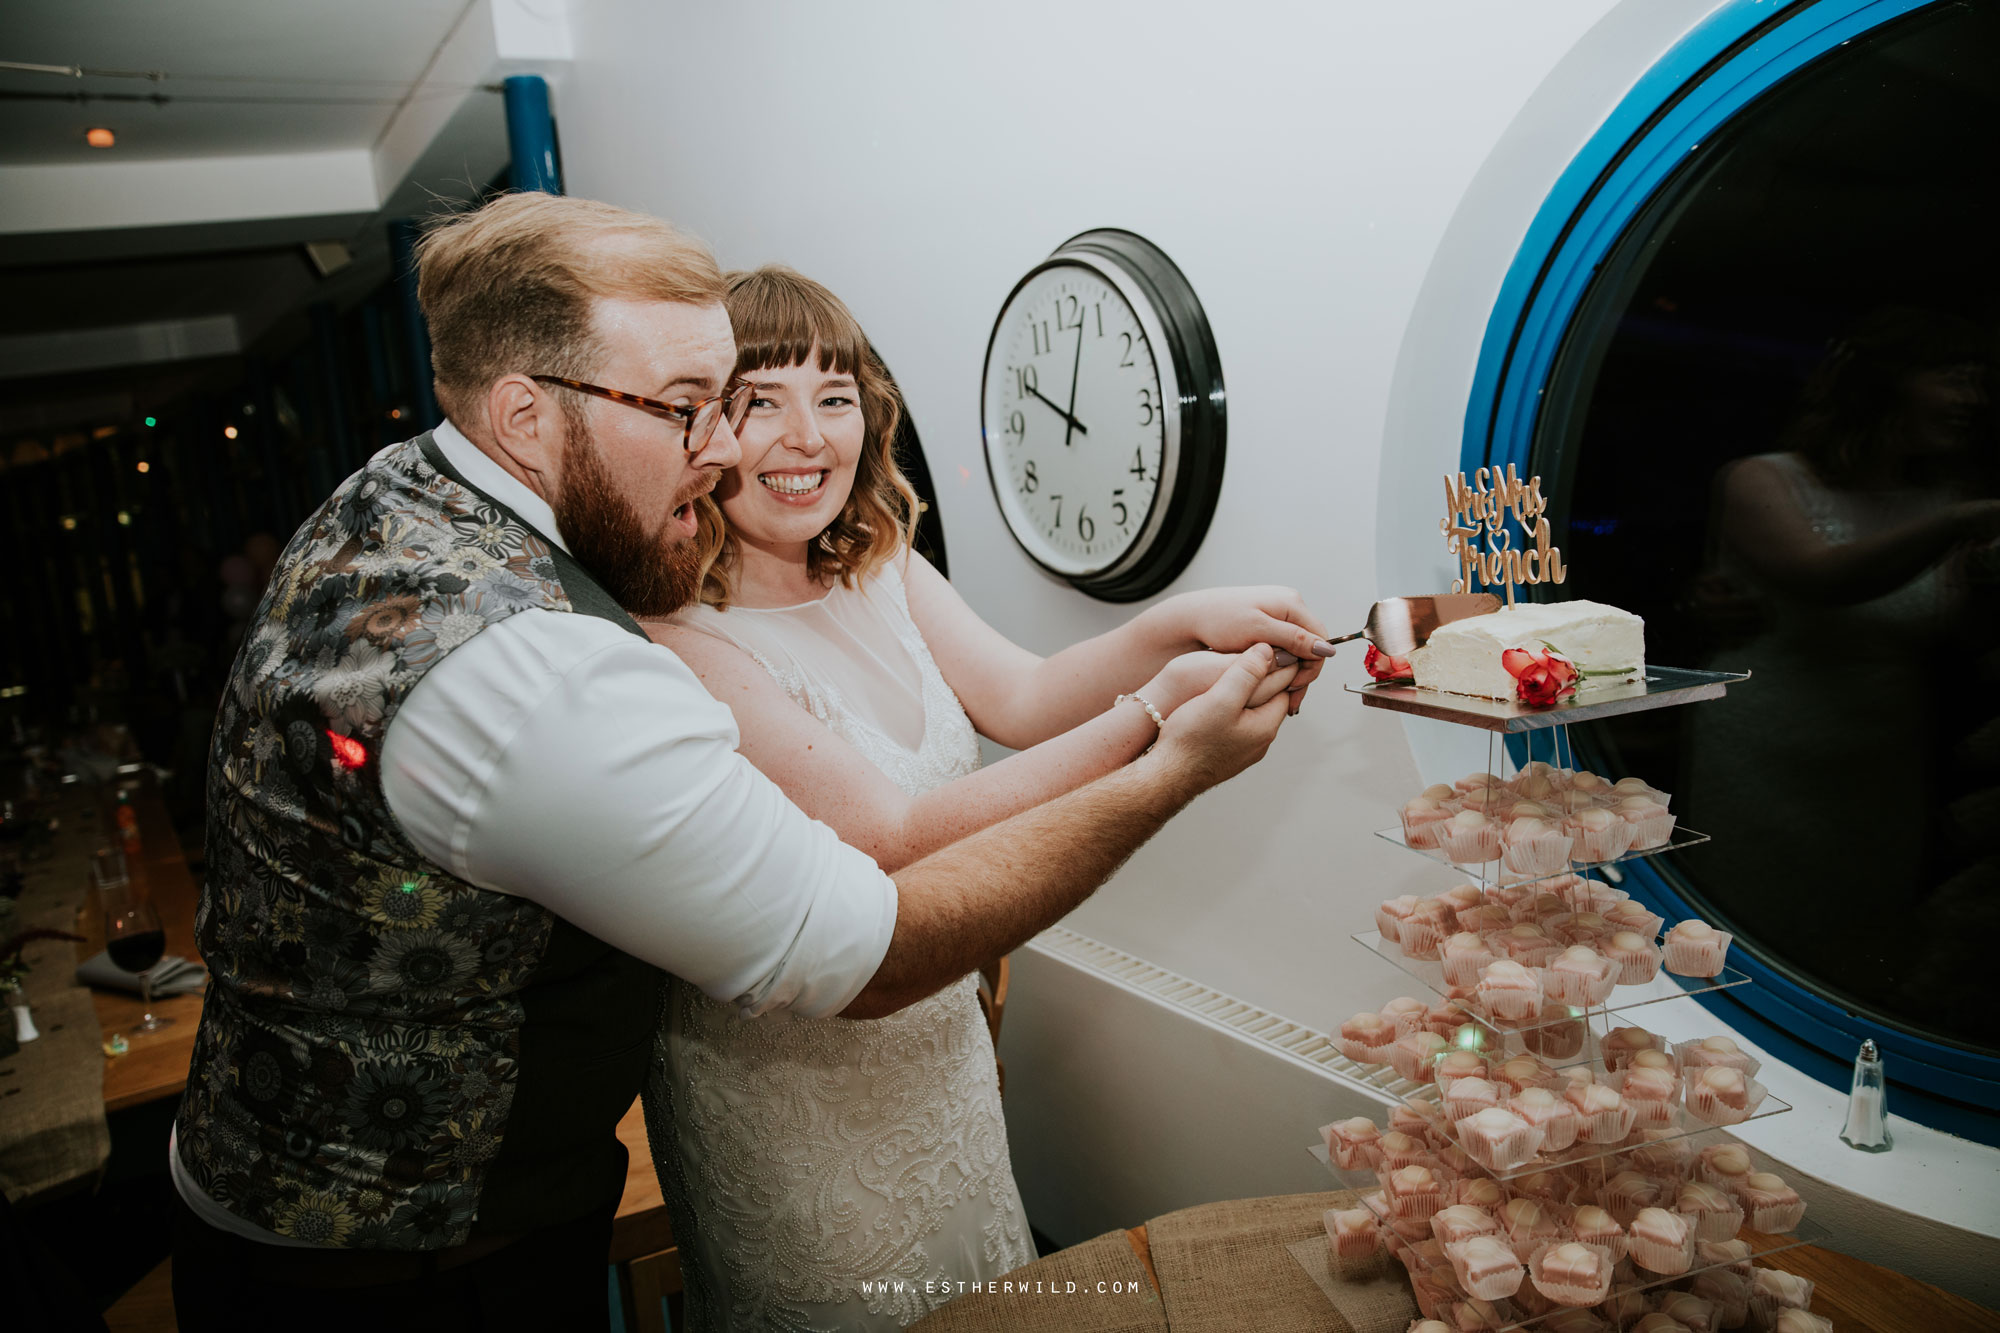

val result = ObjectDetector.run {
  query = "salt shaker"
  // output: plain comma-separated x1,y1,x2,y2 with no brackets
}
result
1839,1038,1891,1152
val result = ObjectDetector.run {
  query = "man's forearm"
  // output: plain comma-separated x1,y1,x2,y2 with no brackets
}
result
841,749,1199,1018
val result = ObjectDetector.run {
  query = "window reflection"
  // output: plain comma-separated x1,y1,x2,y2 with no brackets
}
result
1537,5,2000,1054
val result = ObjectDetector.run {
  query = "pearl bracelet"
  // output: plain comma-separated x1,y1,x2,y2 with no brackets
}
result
1115,692,1165,733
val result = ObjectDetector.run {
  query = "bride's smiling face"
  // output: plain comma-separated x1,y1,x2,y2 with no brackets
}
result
716,357,868,550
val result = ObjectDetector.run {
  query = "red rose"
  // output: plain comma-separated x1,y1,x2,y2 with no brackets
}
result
1364,644,1414,681
1502,644,1577,707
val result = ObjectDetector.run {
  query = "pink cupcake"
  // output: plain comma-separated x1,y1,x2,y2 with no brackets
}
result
1322,1116,1383,1170
1456,770,1507,795
1337,1012,1398,1064
1445,1234,1526,1300
1611,775,1670,807
1476,959,1543,1022
1526,1239,1614,1306
1429,1202,1500,1247
1392,1031,1451,1084
1565,770,1615,808
1662,920,1733,977
1455,903,1511,935
1604,900,1666,940
1694,1143,1758,1194
1545,945,1618,1006
1600,1025,1667,1071
1565,1082,1636,1144
1440,932,1499,988
1568,1204,1625,1260
1611,795,1676,849
1600,1169,1664,1225
1622,1131,1693,1183
1456,1106,1545,1171
1385,1164,1450,1220
1696,1236,1754,1276
1424,1000,1480,1043
1555,911,1611,947
1772,1311,1836,1333
1603,930,1663,985
1401,795,1458,849
1614,1065,1681,1129
1500,1197,1567,1258
1676,1035,1760,1078
1324,1205,1380,1266
1626,1206,1695,1274
1675,1180,1745,1243
1392,1101,1448,1145
1432,1048,1487,1091
1460,784,1520,818
1749,1269,1815,1325
1443,1075,1503,1124
1504,817,1575,876
1459,1176,1506,1210
1374,1129,1429,1170
1495,1055,1558,1094
1380,996,1431,1036
1738,1171,1806,1233
1419,781,1459,803
1508,1087,1580,1152
1494,923,1561,967
1376,895,1422,942
1510,767,1565,803
1686,1066,1768,1126
1437,809,1503,865
1565,807,1634,863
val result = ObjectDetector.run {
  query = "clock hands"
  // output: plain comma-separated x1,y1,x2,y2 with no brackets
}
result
1022,382,1087,437
1062,320,1086,449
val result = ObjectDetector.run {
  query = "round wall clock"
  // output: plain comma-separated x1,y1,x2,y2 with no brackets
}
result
980,229,1225,602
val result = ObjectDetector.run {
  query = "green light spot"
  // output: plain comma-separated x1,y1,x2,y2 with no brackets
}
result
400,881,417,894
144,416,157,427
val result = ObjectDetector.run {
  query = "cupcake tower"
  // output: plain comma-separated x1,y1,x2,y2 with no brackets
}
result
1315,707,1822,1329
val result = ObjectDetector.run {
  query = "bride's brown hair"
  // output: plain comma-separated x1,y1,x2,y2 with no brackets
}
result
693,265,920,608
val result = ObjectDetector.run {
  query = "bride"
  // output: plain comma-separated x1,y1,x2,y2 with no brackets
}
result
641,265,1333,1331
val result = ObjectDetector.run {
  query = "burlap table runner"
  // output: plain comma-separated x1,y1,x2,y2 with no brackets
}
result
909,1228,1167,1333
1144,1190,1415,1333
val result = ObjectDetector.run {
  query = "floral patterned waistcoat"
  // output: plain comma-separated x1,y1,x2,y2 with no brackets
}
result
176,432,662,1249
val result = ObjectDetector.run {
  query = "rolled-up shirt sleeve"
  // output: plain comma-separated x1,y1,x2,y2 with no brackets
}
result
380,608,897,1019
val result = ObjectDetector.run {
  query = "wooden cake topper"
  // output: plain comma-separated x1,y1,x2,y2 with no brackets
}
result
1441,465,1566,607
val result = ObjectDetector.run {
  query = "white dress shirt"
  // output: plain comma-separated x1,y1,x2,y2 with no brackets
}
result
173,421,898,1244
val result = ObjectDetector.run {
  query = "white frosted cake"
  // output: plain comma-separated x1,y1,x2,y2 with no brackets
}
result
1408,600,1645,700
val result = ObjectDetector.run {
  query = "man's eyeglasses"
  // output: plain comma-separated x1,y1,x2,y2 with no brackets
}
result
531,375,754,454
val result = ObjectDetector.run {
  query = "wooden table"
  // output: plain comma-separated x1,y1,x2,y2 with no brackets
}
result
73,776,206,1112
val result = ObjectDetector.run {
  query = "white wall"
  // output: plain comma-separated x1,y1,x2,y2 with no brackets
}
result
557,0,2000,1301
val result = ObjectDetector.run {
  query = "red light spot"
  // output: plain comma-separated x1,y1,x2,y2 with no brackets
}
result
327,731,368,770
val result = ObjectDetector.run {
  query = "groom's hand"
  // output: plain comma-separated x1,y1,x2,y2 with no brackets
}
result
1149,645,1290,792
1141,650,1299,715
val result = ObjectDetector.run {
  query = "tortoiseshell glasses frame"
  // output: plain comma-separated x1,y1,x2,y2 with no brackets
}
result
531,375,755,453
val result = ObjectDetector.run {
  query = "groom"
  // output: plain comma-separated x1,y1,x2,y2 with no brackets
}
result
170,192,1316,1331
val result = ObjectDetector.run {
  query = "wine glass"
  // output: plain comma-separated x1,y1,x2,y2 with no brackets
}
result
101,878,172,1034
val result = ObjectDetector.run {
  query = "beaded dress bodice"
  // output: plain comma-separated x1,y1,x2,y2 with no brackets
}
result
643,559,1033,1332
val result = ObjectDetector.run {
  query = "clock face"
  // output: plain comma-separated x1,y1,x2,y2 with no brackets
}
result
981,259,1181,579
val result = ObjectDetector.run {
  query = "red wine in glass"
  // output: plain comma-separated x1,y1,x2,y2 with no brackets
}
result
103,887,173,1034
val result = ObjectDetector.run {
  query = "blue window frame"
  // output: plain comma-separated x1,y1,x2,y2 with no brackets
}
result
1468,0,2000,1141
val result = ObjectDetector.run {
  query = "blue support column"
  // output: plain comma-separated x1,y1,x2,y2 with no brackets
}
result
503,74,563,195
389,219,442,431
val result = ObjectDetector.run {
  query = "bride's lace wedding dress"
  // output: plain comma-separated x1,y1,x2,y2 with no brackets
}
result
643,558,1034,1332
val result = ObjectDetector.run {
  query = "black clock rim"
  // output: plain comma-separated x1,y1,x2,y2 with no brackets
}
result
977,229,1226,604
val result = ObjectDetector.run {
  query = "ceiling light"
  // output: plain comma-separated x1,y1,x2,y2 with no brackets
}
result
136,461,150,474
85,127,114,148
223,425,238,440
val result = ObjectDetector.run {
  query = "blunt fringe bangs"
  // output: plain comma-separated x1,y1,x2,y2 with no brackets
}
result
696,266,920,607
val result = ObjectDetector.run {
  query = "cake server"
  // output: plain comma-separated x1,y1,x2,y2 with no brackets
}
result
1321,593,1503,657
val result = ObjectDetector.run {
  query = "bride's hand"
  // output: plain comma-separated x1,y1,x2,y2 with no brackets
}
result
1151,586,1333,714
1141,650,1298,716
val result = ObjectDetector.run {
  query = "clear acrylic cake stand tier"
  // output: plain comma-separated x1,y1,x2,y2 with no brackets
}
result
1373,824,1713,883
1345,666,1751,733
1351,928,1753,1041
1304,1143,1828,1333
1330,1054,1792,1182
